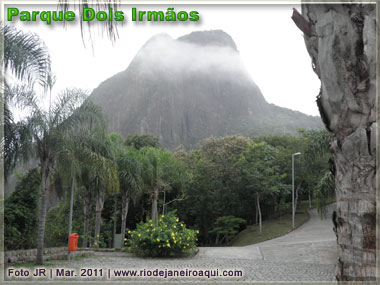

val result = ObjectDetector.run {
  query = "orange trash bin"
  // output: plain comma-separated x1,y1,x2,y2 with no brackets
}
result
69,233,79,252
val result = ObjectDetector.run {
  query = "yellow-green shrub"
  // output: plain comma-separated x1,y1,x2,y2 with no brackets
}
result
126,212,198,257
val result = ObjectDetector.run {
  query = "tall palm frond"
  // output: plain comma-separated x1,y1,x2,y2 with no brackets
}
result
79,143,119,194
3,102,17,177
58,0,120,43
2,24,51,180
139,147,163,189
117,148,142,201
2,25,51,87
3,85,41,179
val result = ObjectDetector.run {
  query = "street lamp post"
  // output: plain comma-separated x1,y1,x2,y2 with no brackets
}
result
292,152,301,229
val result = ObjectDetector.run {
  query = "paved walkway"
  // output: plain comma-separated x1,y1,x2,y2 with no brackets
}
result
4,205,338,282
198,204,338,265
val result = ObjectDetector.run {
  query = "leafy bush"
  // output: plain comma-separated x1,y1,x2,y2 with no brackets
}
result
93,233,108,248
126,211,198,257
209,216,246,245
125,134,161,150
5,168,40,250
45,189,85,247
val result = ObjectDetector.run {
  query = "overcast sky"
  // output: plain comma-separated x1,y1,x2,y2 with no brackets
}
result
7,4,321,116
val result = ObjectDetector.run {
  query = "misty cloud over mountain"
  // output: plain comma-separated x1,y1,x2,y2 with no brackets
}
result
90,30,322,149
134,32,243,75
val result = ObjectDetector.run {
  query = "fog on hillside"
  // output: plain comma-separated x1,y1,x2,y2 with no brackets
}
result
134,33,249,77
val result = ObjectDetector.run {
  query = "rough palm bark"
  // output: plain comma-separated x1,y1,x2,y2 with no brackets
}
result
151,187,159,221
82,192,92,248
113,195,117,248
296,4,376,281
120,194,130,239
36,159,51,265
94,191,105,247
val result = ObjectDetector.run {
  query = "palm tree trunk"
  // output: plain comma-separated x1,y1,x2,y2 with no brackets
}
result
298,4,376,281
88,214,93,246
83,202,88,248
82,193,91,248
113,195,117,248
36,160,50,265
255,202,258,224
162,189,166,215
94,191,105,247
151,187,158,221
257,192,262,234
120,194,130,239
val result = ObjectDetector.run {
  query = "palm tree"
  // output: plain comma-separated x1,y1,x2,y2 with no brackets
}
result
2,25,50,86
116,146,142,239
77,153,118,248
56,118,119,249
14,87,103,264
77,163,95,248
1,25,51,179
79,129,119,247
295,5,376,280
139,147,165,221
139,147,186,221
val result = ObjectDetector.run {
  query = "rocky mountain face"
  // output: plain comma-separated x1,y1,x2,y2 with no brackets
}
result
90,30,322,149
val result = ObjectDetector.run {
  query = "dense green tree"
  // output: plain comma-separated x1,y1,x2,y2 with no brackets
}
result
178,137,252,244
198,136,252,219
314,171,335,218
209,216,246,245
302,129,334,215
4,168,40,250
257,132,330,213
125,134,161,150
44,187,85,247
181,155,221,244
238,142,286,233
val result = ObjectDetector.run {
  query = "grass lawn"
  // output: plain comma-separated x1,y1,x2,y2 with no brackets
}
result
231,201,310,247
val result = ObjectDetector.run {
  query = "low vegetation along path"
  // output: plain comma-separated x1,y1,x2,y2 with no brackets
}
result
6,206,338,283
199,204,338,265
